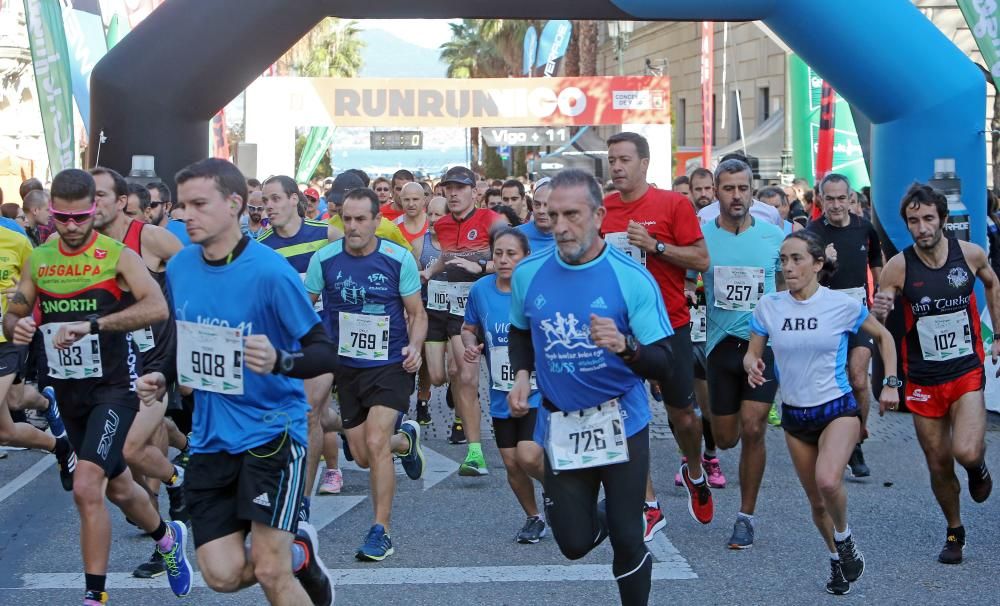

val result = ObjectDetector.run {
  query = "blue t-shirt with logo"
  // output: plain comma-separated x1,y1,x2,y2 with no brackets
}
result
166,219,191,245
510,244,672,438
516,221,555,255
305,238,420,368
464,274,541,418
167,240,319,454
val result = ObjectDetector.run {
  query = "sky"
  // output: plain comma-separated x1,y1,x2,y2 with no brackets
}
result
355,19,456,50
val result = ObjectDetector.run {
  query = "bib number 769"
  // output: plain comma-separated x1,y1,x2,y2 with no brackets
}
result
351,331,377,350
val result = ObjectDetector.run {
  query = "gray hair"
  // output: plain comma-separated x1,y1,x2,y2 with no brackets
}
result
756,186,788,206
714,159,753,185
819,172,852,195
549,169,603,210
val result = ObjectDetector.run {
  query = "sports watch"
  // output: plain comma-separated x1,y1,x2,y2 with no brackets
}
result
87,314,100,335
883,376,903,388
654,241,666,255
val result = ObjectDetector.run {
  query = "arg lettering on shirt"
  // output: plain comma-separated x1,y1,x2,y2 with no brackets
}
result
781,317,818,331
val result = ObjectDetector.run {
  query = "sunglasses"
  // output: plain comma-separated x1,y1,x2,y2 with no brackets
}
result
247,205,265,213
49,203,96,224
148,201,165,209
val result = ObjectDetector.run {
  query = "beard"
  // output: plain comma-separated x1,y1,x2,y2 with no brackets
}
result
556,230,596,264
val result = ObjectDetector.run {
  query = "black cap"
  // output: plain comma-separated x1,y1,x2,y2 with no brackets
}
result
440,166,476,187
327,172,366,206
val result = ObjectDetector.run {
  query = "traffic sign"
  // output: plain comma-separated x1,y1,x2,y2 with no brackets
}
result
482,127,570,147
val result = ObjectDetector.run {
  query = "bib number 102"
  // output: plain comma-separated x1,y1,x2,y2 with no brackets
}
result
569,428,606,454
933,333,957,351
191,351,226,378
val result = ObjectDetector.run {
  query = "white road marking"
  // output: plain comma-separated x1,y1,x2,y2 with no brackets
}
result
340,446,458,492
15,562,695,590
309,495,366,532
0,454,55,505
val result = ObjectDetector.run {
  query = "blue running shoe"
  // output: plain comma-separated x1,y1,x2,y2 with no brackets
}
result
356,524,394,561
158,520,193,596
298,496,311,523
398,420,425,480
43,387,66,438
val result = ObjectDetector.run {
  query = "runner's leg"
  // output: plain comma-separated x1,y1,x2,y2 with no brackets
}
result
912,414,961,527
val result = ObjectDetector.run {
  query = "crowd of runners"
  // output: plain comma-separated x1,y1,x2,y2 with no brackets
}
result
0,130,994,606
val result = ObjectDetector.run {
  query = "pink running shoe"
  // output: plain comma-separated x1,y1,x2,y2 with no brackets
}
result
702,455,727,488
318,468,343,495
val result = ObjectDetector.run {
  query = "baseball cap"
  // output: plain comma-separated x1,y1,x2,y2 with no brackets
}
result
440,166,476,187
303,187,319,201
326,172,366,206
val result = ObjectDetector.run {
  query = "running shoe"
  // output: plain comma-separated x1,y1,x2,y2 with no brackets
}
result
643,503,665,542
25,409,48,431
967,462,992,503
356,524,394,561
0,451,6,459
416,399,432,425
681,463,714,524
516,516,547,544
767,403,781,427
83,590,108,605
167,482,189,524
449,419,467,444
674,456,687,486
728,516,754,549
826,559,850,595
341,432,354,462
847,443,870,478
132,549,166,578
318,468,343,495
459,453,488,476
42,386,65,437
158,520,193,597
54,435,76,492
298,497,311,523
171,441,191,469
938,530,965,564
702,455,727,488
834,534,865,582
294,521,335,605
649,381,663,403
398,420,425,480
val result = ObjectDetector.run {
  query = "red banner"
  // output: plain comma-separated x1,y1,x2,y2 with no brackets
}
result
211,109,229,160
310,76,671,127
700,22,714,169
814,80,836,219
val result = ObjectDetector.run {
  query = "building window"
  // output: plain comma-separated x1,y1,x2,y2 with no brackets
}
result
730,90,742,143
758,86,770,123
677,98,686,146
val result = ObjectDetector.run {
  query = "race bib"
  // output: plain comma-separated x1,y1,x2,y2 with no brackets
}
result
836,287,867,306
690,305,707,343
176,321,244,395
916,310,973,362
488,345,537,392
605,232,646,266
546,400,629,472
132,326,155,353
427,280,450,311
338,312,390,360
41,323,102,380
449,282,472,317
714,266,765,311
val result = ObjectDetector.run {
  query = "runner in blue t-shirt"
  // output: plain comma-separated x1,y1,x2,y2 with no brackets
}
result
508,169,674,606
516,178,555,255
746,231,898,595
462,227,546,544
304,187,427,563
137,159,337,606
699,158,784,551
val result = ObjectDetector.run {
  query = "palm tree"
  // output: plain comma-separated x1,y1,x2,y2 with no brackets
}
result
276,18,364,77
577,21,599,76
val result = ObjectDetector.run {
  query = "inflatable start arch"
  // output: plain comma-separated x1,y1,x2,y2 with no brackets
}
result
89,0,986,256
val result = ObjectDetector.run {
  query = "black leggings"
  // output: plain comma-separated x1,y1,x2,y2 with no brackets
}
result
543,425,651,606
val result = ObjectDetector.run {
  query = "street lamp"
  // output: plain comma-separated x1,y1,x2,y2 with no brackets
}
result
607,21,634,76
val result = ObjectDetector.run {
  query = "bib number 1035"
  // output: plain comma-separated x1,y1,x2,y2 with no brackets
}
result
176,320,244,395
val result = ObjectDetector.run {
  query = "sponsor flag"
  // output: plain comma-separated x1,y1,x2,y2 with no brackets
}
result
23,0,76,173
700,22,714,169
535,20,572,77
959,0,1000,87
523,25,538,77
61,1,107,135
210,109,230,159
295,127,336,183
813,80,836,219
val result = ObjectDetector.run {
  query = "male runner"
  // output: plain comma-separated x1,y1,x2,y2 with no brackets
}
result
259,174,341,520
305,187,426,561
807,173,883,477
872,182,995,564
4,168,191,605
509,169,674,606
701,159,784,549
140,158,337,605
516,178,555,255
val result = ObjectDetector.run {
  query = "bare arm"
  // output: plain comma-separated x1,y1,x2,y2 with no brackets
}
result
742,332,768,386
2,257,37,341
861,313,900,414
872,253,906,323
143,224,183,272
401,292,427,372
327,224,343,242
100,248,169,332
658,239,710,273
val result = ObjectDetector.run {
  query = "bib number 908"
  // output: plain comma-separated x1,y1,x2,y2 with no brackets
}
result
190,351,227,378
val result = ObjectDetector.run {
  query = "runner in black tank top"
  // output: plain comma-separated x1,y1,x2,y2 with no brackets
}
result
873,183,998,565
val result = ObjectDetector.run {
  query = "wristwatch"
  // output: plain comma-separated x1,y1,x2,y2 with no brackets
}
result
477,258,489,273
617,334,639,359
654,241,666,256
883,375,903,388
87,314,100,335
273,350,296,375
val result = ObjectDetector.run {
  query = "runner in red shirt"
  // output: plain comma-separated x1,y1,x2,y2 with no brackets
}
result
425,166,504,476
603,132,714,535
379,169,415,222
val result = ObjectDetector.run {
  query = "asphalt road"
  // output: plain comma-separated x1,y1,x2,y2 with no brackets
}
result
1,387,998,606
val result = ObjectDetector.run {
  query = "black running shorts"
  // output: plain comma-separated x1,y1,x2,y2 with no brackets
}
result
62,402,137,479
337,364,415,429
707,336,778,416
493,408,538,449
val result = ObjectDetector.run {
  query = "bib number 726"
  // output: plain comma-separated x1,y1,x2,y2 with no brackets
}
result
569,428,606,455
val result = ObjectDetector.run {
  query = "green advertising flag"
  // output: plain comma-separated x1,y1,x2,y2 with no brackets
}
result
958,1,1000,88
106,13,129,49
295,127,336,183
23,0,76,174
788,54,870,188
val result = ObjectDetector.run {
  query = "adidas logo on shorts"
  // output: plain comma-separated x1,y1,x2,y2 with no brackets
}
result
253,492,271,507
